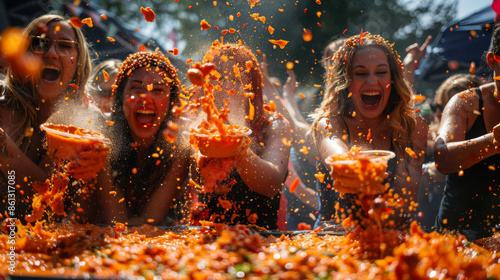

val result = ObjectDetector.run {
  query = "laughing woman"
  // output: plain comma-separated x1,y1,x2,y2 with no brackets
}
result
311,34,428,228
97,51,191,225
0,14,105,217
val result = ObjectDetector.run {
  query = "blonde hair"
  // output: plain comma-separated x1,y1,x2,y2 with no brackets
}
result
434,74,481,108
311,33,416,158
1,13,91,148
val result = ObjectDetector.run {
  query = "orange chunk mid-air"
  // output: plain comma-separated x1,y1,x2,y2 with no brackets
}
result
200,19,211,30
69,17,83,28
140,6,156,22
81,18,93,28
248,0,260,9
269,39,289,49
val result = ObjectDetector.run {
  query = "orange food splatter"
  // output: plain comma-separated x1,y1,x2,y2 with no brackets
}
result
248,0,260,8
405,147,418,159
289,178,300,193
81,18,93,28
200,19,211,30
106,121,114,126
107,37,115,42
140,6,156,22
102,70,109,82
302,29,313,42
69,84,79,89
69,17,83,28
268,39,289,49
412,95,426,103
100,14,108,20
268,26,275,35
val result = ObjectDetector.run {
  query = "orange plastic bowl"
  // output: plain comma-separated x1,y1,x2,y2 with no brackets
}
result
188,127,252,158
41,123,111,161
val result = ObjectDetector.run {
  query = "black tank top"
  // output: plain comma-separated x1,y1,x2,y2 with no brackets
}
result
315,117,398,227
436,89,500,231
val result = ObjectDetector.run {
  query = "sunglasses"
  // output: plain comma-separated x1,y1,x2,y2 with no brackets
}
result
29,36,79,56
430,102,443,113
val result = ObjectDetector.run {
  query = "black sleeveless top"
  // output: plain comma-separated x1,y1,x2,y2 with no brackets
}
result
201,170,281,230
315,117,398,228
436,89,500,233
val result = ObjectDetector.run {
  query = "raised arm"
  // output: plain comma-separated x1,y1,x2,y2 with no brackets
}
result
236,117,291,197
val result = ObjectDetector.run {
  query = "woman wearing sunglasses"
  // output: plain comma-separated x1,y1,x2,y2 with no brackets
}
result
0,14,105,218
434,23,500,240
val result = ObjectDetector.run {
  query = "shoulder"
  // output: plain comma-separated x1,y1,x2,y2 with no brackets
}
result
446,86,481,112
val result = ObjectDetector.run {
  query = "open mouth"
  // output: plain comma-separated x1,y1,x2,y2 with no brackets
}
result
361,91,382,108
135,108,156,127
41,67,61,82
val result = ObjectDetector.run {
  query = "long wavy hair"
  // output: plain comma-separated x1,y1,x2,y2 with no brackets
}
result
110,51,181,201
202,41,264,129
0,13,91,149
311,33,416,158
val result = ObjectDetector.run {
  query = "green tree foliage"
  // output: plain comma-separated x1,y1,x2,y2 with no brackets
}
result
99,0,456,87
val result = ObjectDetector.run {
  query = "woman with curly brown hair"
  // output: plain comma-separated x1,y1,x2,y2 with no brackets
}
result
96,51,191,225
311,33,428,228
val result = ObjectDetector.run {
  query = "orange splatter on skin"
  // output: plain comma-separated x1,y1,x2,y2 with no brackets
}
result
69,84,79,89
81,18,93,27
289,178,300,193
200,19,211,30
269,39,289,49
69,17,83,28
367,128,371,141
140,6,155,22
147,219,155,223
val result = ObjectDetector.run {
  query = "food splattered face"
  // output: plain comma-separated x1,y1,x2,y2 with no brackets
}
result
348,47,392,120
31,21,79,101
122,67,171,143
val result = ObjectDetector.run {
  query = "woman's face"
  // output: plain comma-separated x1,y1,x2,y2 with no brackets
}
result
32,21,79,101
347,47,392,120
122,67,171,143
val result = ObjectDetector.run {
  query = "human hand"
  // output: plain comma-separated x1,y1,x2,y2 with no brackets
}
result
282,69,298,100
403,35,432,70
67,141,110,180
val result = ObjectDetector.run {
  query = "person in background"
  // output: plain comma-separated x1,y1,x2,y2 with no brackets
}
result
434,23,500,240
417,73,482,229
0,13,105,218
195,41,291,230
95,51,191,225
88,58,121,115
311,33,428,228
277,38,346,230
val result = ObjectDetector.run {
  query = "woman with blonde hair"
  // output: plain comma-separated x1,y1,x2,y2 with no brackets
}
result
0,13,104,216
311,33,428,228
